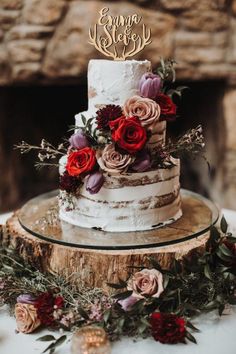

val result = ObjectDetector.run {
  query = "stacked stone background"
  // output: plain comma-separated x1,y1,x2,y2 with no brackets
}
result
0,0,236,209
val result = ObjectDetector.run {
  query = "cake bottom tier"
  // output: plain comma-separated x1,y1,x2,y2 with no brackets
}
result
59,158,182,232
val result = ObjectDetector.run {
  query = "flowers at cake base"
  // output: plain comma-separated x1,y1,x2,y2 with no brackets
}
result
150,312,186,344
97,144,134,174
66,147,97,177
123,95,161,128
109,116,147,154
127,268,164,299
35,292,64,326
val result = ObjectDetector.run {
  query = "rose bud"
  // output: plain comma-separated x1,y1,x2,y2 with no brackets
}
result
69,129,89,149
132,150,151,172
118,295,138,312
139,72,162,100
86,171,104,194
17,294,37,305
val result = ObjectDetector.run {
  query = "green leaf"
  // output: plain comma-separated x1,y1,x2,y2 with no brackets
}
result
186,331,197,344
204,264,212,280
37,335,56,342
220,216,228,233
54,335,67,348
42,342,56,354
226,236,236,243
78,307,89,320
113,290,133,300
186,321,200,332
219,244,233,257
163,274,169,289
103,308,111,324
81,114,86,126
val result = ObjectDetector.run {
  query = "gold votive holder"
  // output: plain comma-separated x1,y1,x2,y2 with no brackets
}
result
71,326,111,354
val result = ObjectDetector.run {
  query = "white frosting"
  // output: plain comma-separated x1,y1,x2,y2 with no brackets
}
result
88,59,151,110
59,157,182,232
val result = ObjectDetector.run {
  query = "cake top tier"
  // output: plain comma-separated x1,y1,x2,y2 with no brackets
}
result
87,59,151,112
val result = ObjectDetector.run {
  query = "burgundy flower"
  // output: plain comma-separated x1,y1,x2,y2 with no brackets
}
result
139,72,162,100
69,129,89,149
35,292,64,326
96,105,123,131
150,312,186,344
86,171,104,194
156,93,177,122
59,171,81,194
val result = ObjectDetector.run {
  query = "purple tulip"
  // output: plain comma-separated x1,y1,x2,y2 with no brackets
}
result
118,296,138,312
86,171,104,194
69,129,89,149
139,72,162,100
17,294,37,305
132,150,151,172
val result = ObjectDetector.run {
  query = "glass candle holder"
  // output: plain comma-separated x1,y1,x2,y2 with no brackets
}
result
71,326,111,354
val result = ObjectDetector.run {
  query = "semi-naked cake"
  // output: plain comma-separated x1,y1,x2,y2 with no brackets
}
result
59,59,182,232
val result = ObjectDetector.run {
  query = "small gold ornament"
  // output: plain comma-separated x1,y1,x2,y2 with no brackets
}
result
71,326,111,354
89,7,152,61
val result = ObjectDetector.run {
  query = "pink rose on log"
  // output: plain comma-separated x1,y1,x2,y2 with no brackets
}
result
127,268,164,299
123,95,160,128
15,303,41,333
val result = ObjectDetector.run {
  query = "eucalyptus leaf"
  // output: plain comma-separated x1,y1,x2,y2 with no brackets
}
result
220,215,228,233
186,331,197,344
81,114,87,126
113,290,133,300
36,335,56,342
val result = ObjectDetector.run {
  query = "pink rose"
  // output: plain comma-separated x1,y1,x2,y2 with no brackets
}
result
127,269,164,299
15,303,41,333
123,95,160,128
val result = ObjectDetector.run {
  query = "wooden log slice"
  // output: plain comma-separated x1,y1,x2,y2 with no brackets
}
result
0,193,214,291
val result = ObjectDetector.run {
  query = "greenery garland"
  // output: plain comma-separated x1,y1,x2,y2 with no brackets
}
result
0,216,235,352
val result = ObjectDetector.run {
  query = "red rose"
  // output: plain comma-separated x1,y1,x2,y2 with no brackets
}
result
156,93,177,122
150,312,186,344
66,147,96,177
109,116,147,154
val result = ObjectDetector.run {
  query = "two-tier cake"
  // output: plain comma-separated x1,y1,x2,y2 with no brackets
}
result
59,59,182,232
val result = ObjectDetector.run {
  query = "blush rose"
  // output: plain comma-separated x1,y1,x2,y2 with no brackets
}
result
98,144,134,174
15,303,41,334
127,268,164,299
123,95,160,128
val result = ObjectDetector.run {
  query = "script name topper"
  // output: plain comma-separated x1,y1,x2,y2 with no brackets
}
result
89,7,152,61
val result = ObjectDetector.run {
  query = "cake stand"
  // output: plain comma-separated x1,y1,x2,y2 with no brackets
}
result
1,189,219,290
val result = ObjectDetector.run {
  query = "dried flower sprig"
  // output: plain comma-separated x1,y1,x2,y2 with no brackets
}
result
15,139,68,170
152,125,205,167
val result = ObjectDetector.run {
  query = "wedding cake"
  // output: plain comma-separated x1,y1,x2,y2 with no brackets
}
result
58,59,182,232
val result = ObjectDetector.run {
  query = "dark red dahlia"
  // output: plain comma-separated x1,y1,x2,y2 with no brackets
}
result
96,104,123,131
150,312,186,344
35,292,64,326
35,292,55,326
59,171,81,194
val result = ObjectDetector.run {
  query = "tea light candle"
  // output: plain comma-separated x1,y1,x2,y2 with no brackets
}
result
71,326,111,354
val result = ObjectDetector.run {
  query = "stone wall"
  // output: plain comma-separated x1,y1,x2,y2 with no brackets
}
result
0,0,236,84
1,0,236,209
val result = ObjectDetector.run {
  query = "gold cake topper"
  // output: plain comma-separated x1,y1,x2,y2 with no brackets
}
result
89,7,152,61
